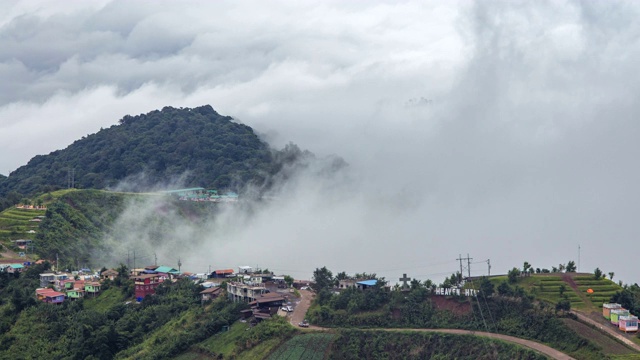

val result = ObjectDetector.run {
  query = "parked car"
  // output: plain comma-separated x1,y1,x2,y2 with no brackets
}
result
298,320,309,328
281,305,293,312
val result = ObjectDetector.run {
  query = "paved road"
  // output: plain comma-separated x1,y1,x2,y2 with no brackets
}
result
291,289,575,360
572,311,640,352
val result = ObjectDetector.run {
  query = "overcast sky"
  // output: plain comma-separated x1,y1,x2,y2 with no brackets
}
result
2,0,640,285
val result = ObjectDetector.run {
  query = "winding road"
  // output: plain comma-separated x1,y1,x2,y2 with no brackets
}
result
290,289,575,360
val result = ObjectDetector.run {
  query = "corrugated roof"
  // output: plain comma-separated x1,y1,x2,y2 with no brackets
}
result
200,287,222,294
154,266,178,273
357,279,378,286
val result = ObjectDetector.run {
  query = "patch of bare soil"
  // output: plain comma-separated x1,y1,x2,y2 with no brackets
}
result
562,317,635,355
430,296,472,316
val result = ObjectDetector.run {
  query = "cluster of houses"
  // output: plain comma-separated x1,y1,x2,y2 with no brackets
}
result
226,266,289,322
36,271,102,304
29,263,295,311
603,303,639,332
161,188,239,202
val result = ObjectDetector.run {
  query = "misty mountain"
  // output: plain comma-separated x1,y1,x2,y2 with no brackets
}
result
0,105,277,198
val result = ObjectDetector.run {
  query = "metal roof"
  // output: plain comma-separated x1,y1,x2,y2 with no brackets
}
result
154,266,179,274
161,188,205,194
357,279,378,286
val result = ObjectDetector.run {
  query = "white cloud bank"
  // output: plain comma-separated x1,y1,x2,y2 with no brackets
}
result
2,0,640,284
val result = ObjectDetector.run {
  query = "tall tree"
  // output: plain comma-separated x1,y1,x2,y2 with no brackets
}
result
312,266,335,292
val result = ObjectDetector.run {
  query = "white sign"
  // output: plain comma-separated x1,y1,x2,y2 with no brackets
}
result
433,287,478,297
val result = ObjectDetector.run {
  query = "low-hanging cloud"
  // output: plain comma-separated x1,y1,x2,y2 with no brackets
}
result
3,0,640,284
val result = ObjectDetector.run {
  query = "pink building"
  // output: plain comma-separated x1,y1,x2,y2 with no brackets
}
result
619,315,639,332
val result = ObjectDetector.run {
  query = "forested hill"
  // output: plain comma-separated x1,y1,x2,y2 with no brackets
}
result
0,105,274,197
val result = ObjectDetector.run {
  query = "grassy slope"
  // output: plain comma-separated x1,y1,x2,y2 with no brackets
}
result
488,273,622,312
184,317,297,360
488,273,636,359
0,189,78,245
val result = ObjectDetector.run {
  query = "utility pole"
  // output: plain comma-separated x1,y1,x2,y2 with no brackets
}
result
578,244,581,272
154,252,157,266
487,259,491,276
127,250,130,270
178,258,182,272
56,253,59,272
456,254,473,283
133,250,136,274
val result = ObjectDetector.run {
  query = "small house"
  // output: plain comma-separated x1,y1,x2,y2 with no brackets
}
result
249,293,286,314
200,287,222,302
14,239,32,249
619,315,639,332
611,309,630,325
356,279,378,290
338,279,358,289
7,263,24,274
84,282,101,296
67,289,85,300
35,288,65,304
210,269,234,278
39,273,56,288
60,279,75,290
101,269,119,281
603,303,622,319
44,292,65,304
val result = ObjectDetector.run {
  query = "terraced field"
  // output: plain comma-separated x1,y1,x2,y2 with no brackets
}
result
573,276,622,308
267,333,336,360
489,273,622,312
0,206,44,249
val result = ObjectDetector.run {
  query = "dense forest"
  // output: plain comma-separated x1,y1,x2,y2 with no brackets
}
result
0,105,272,196
0,105,341,211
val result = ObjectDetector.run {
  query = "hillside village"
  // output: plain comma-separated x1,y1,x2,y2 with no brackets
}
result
2,193,640,359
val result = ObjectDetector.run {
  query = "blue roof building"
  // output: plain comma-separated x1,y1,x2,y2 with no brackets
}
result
356,279,378,289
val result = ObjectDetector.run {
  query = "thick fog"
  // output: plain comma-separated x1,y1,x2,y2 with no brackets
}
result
2,1,640,284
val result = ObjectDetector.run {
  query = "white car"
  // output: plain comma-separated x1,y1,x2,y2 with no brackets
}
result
284,305,293,312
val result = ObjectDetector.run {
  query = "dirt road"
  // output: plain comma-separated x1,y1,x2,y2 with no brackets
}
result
381,328,575,360
292,289,576,359
290,289,315,327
